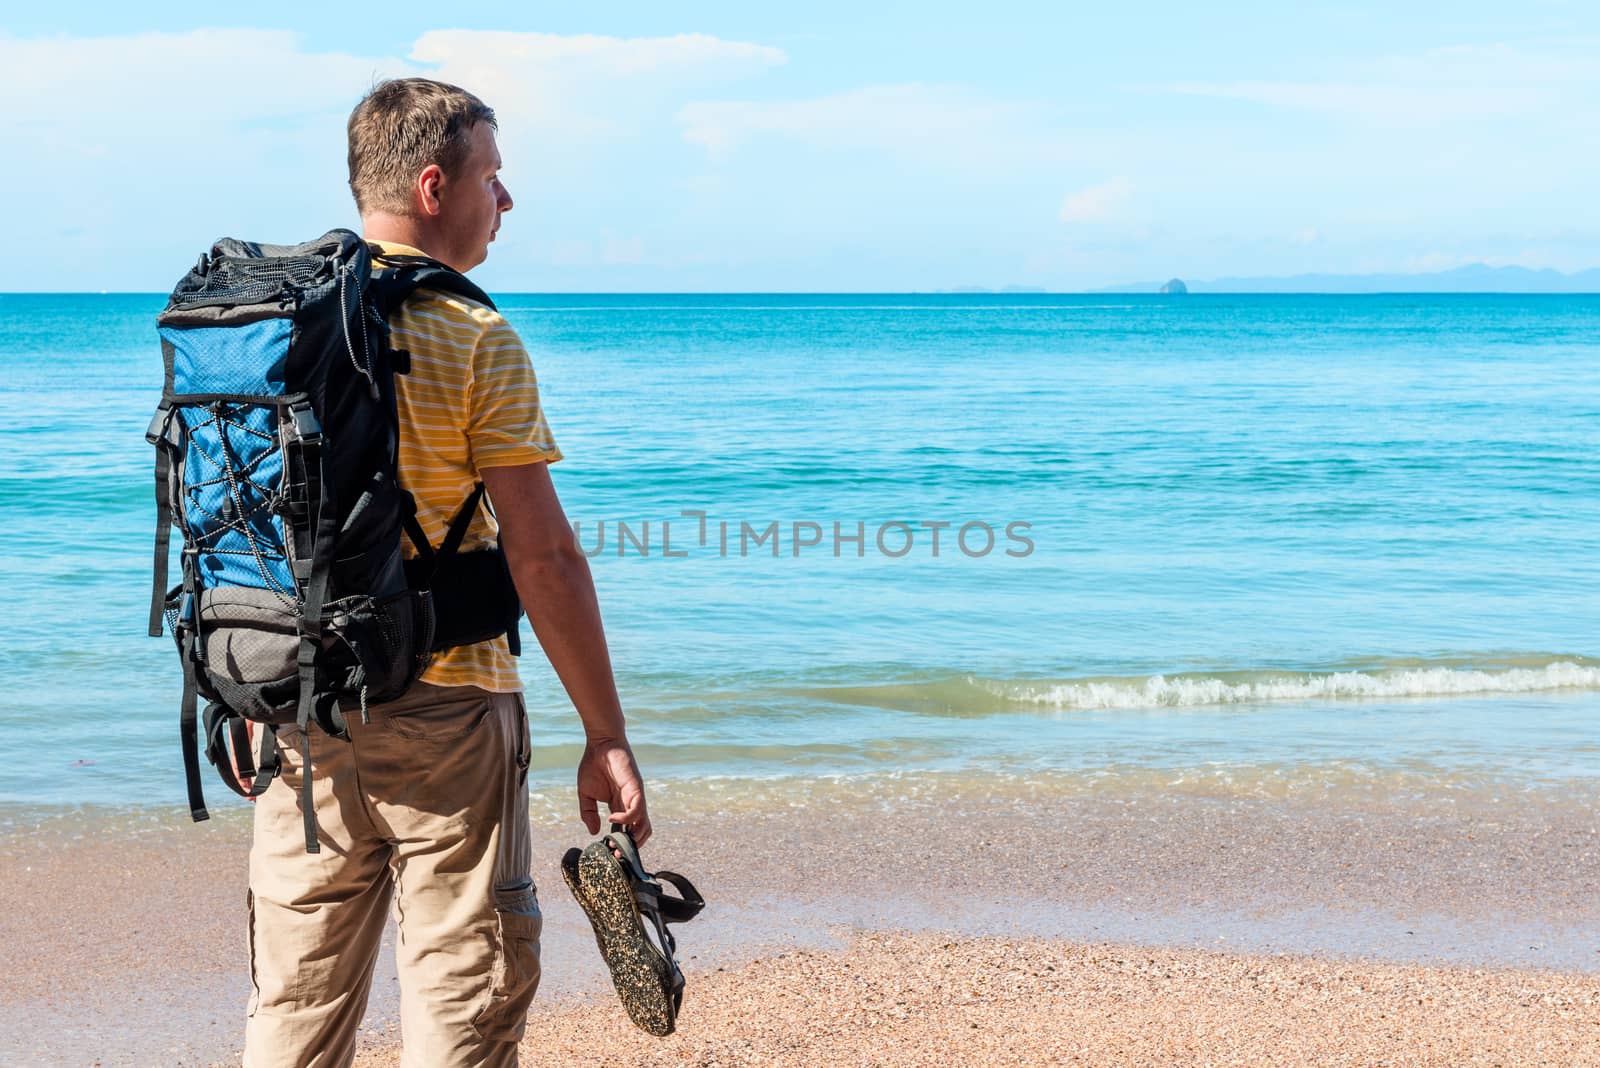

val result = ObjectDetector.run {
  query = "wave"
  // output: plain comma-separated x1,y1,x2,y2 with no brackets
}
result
802,657,1600,716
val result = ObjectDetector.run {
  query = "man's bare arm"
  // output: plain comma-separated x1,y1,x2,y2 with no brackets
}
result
482,460,651,844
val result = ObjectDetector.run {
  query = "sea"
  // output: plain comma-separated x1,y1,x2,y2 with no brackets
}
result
2,293,1597,819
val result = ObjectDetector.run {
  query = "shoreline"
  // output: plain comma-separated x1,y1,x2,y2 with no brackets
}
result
2,779,1598,1065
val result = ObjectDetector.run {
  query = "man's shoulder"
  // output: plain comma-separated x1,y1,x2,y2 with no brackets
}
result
368,240,514,341
399,286,508,336
400,286,499,327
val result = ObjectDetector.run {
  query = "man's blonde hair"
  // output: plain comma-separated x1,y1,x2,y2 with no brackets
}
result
347,78,497,215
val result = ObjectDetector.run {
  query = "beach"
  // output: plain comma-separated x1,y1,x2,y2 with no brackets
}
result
4,774,1599,1065
3,294,1598,1063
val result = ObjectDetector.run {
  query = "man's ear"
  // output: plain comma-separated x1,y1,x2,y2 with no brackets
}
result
416,164,446,218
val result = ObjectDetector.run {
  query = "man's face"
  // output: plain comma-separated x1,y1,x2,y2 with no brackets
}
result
435,121,513,272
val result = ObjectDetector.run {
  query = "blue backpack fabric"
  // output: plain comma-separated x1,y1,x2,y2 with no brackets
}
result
147,230,522,852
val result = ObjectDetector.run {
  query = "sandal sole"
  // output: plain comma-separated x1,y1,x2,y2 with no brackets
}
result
576,843,679,1036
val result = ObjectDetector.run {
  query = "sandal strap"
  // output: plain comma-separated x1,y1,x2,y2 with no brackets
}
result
651,870,705,924
641,898,687,1020
603,826,651,884
604,828,706,926
631,877,690,924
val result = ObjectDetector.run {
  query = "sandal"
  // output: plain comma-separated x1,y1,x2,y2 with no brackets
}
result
560,825,705,1036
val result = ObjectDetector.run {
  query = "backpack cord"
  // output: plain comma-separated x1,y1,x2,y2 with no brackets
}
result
338,262,378,399
182,404,297,609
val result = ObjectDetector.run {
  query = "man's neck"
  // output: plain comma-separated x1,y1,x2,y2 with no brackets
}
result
362,212,446,263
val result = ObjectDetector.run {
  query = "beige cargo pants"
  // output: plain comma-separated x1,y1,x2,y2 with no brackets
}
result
242,683,541,1068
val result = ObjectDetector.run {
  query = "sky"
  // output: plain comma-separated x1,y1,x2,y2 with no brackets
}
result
5,2,1599,291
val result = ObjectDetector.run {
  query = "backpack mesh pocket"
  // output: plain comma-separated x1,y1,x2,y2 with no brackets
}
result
173,255,325,309
324,589,435,704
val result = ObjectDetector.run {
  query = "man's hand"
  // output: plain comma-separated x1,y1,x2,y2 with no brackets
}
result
577,738,651,845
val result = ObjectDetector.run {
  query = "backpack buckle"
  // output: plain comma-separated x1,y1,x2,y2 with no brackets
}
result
289,406,323,444
176,590,199,652
146,404,174,445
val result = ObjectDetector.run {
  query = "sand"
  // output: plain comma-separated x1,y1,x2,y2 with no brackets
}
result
2,777,1598,1065
358,933,1600,1068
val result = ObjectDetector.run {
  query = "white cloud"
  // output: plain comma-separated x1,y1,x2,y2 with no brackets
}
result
0,30,404,127
414,30,784,78
1170,41,1600,125
413,31,786,142
1371,42,1600,87
1170,81,1541,123
0,30,409,260
676,84,1054,165
0,28,785,143
1058,177,1132,223
2,27,1595,289
0,27,790,285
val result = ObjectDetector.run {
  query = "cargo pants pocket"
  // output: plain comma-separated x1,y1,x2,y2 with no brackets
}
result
381,688,493,742
472,898,543,1043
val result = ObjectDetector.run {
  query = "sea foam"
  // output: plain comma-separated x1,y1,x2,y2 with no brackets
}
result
987,660,1600,712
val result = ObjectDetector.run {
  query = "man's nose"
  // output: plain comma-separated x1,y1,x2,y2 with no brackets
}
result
497,182,514,213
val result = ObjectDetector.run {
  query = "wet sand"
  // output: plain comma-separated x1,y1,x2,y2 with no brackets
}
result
2,777,1598,1065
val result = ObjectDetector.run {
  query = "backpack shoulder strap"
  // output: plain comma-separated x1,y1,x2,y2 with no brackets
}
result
367,250,497,318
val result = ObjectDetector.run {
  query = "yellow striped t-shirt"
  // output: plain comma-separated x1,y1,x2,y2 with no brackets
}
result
372,241,562,692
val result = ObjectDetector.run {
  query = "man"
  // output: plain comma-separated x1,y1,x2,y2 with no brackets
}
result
243,78,650,1068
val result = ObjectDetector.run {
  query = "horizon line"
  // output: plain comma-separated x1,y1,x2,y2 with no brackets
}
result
4,289,1598,297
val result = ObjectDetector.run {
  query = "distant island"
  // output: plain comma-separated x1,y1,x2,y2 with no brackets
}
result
929,265,1597,295
1096,264,1600,295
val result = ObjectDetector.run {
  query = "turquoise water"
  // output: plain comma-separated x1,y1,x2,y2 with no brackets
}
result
2,293,1597,810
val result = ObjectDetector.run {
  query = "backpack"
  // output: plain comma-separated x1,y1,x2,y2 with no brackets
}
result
146,229,524,853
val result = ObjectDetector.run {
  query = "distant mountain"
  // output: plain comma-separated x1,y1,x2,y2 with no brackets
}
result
1095,264,1600,294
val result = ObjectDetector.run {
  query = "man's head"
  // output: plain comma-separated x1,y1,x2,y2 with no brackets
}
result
348,78,513,272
